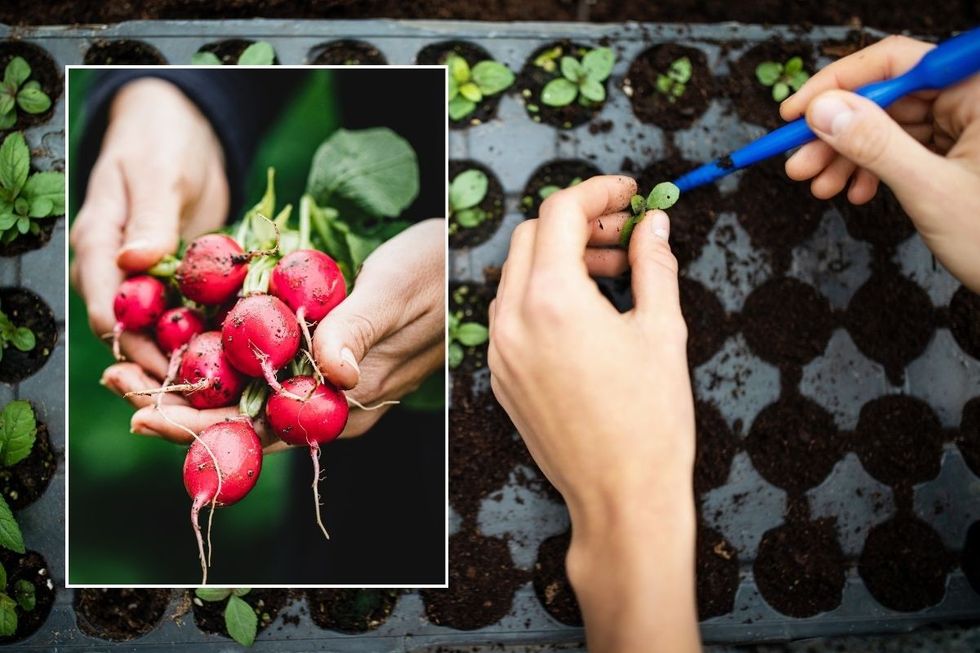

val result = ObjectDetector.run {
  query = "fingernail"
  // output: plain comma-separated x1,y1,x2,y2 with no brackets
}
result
130,416,155,436
119,239,150,253
649,210,670,241
340,347,360,377
810,96,853,136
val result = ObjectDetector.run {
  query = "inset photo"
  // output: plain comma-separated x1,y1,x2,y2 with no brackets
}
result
66,66,447,586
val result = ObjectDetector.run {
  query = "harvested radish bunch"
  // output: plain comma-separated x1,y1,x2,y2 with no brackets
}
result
269,249,346,349
221,295,301,394
176,234,251,306
266,375,349,540
112,275,167,360
156,307,205,355
184,419,263,583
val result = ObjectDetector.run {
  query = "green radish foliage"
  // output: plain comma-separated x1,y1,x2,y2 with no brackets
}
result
194,587,258,647
0,301,35,361
0,131,65,245
449,309,489,369
656,57,693,103
0,57,51,129
0,558,36,637
540,46,615,107
755,57,810,102
449,168,489,233
191,41,276,66
447,53,515,121
619,182,681,247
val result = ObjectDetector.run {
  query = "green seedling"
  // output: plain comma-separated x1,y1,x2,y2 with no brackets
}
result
0,131,65,245
655,57,692,103
195,588,258,647
540,47,615,107
0,57,51,130
0,559,36,637
0,301,35,362
447,53,515,121
449,309,489,369
619,182,681,247
192,41,276,66
755,56,810,101
448,168,489,234
522,176,583,210
0,401,34,557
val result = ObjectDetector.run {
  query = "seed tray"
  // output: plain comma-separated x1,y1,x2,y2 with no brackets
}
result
3,17,979,651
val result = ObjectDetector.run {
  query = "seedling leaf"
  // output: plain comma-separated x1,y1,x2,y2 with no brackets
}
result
191,51,222,66
579,77,605,103
772,82,790,102
647,182,680,210
541,78,578,107
0,595,15,637
446,54,470,84
459,82,483,103
225,594,258,647
0,132,29,198
195,587,233,602
449,169,488,211
448,95,476,120
448,342,464,369
3,58,29,88
22,172,65,216
471,61,514,95
237,41,276,66
582,47,615,81
785,56,804,75
456,322,489,347
538,185,561,199
755,61,783,85
668,57,692,84
630,194,647,216
0,495,24,553
455,208,486,228
0,400,37,466
16,85,50,114
560,56,583,81
13,580,34,612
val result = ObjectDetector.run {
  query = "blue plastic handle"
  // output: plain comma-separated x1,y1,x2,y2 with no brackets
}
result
674,26,980,193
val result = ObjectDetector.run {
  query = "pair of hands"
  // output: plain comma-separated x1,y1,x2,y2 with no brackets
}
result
71,79,444,451
489,36,980,653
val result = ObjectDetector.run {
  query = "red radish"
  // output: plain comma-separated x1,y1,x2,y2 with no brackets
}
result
221,295,301,395
266,376,349,540
156,307,205,355
269,250,346,351
183,419,263,584
175,234,250,306
112,275,167,360
177,332,247,409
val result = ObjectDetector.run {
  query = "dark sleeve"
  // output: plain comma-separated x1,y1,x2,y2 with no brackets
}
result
78,69,308,220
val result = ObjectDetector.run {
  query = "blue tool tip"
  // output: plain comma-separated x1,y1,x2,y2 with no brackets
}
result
673,162,727,194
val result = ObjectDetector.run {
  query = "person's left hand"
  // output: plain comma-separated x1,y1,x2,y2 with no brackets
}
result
102,218,446,449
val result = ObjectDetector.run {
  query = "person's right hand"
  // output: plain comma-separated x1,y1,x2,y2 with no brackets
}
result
779,35,980,292
70,77,229,379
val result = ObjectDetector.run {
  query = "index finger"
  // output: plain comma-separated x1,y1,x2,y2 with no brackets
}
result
533,175,636,274
781,35,934,120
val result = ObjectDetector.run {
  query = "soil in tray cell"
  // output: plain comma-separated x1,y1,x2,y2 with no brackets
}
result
637,158,720,268
844,268,936,385
0,287,57,384
697,525,738,619
964,520,980,596
854,395,944,488
196,39,278,65
306,589,399,632
834,185,915,251
956,396,980,478
0,41,62,131
745,393,842,495
733,158,827,272
74,589,170,641
421,530,527,630
949,284,980,360
449,282,495,375
741,276,834,367
623,43,713,131
859,515,953,612
680,277,729,368
83,39,166,65
0,419,56,510
0,218,55,258
724,40,816,131
533,530,582,626
308,40,387,65
694,400,737,496
518,40,610,130
192,589,290,639
753,517,846,618
449,160,506,250
0,549,55,645
417,41,505,129
521,159,602,219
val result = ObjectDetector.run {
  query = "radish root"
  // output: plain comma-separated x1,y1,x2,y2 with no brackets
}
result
310,442,329,541
253,344,306,401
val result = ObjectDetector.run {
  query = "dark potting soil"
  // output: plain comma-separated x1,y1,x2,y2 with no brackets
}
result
745,394,841,495
957,396,980,477
637,158,719,268
724,40,816,131
964,520,980,596
949,284,980,360
421,530,528,630
449,282,495,375
0,218,55,257
306,589,399,632
449,159,506,249
191,589,290,639
679,277,729,368
854,395,943,488
520,159,602,219
0,41,62,131
518,41,607,130
308,39,387,65
83,39,167,65
197,39,279,65
733,158,827,272
418,41,505,129
833,184,915,250
532,531,582,626
753,517,846,618
623,43,713,131
694,401,736,496
696,526,738,619
741,276,834,366
858,515,952,612
0,287,58,384
74,589,171,641
0,420,56,510
845,268,936,385
0,549,55,645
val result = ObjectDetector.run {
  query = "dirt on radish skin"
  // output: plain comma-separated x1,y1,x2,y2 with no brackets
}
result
221,295,301,390
156,307,205,355
112,275,167,360
177,332,247,409
269,249,346,323
176,234,249,306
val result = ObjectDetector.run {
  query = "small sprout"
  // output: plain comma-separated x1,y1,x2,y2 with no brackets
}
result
533,46,563,73
0,131,66,245
755,56,810,102
449,168,489,234
192,41,276,66
655,57,692,103
0,561,35,637
448,311,489,369
0,57,51,129
0,300,36,363
619,182,681,247
195,587,257,647
446,53,515,121
540,47,615,108
538,176,582,200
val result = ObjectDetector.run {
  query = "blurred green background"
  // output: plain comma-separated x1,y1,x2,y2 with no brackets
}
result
67,68,446,584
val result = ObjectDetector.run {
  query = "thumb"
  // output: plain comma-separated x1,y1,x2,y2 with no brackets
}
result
806,90,949,216
629,210,682,321
116,172,182,272
313,284,392,390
